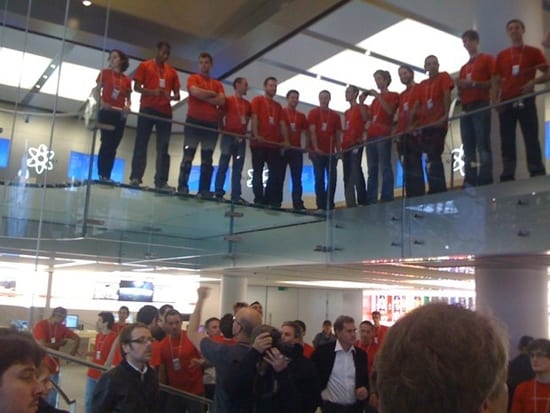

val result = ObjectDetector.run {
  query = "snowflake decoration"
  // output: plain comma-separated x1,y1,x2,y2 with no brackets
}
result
27,144,55,175
451,144,465,177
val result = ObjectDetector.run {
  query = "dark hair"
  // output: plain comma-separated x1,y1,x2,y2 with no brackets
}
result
360,320,374,328
319,90,331,99
220,313,234,338
118,306,129,313
372,311,381,317
398,65,414,76
119,322,150,356
322,319,332,327
425,55,439,65
199,52,213,63
506,19,525,30
250,301,261,307
110,49,129,72
518,335,534,350
286,89,299,98
528,338,550,357
136,305,158,326
205,317,220,329
281,321,303,339
159,304,174,317
333,315,354,333
347,85,359,96
264,76,277,86
51,306,67,317
294,319,306,334
462,29,479,42
157,41,171,51
233,77,245,89
98,311,115,330
0,328,45,378
164,309,181,320
374,69,392,86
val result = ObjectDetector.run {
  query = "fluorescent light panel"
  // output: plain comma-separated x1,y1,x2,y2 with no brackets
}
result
0,47,51,88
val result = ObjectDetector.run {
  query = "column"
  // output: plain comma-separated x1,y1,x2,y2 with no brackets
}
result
475,257,547,356
220,273,248,315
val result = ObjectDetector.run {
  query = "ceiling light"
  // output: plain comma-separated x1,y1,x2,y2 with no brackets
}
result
82,0,92,6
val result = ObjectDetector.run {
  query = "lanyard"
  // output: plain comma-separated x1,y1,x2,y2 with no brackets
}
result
169,333,183,360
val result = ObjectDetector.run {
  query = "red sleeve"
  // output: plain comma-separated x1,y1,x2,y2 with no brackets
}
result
334,112,342,130
307,109,317,125
494,51,505,76
60,325,79,340
442,72,454,90
389,93,400,110
171,68,181,90
186,74,198,91
33,321,48,342
245,100,252,117
533,47,548,68
251,97,262,115
133,61,147,84
215,80,225,95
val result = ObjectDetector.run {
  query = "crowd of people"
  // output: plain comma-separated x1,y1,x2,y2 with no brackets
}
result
93,19,549,211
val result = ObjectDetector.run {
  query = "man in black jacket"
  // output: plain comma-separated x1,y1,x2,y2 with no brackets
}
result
311,315,369,413
92,323,160,413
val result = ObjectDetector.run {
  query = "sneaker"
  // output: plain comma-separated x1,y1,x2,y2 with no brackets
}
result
177,186,189,195
197,191,213,199
232,197,249,206
155,183,175,192
129,178,141,186
215,194,225,201
99,176,115,184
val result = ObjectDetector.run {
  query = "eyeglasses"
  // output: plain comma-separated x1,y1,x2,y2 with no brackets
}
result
129,337,155,344
233,316,242,327
530,352,549,359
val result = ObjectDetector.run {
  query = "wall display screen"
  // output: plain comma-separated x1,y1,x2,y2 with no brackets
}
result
67,151,125,182
118,280,154,302
0,138,10,168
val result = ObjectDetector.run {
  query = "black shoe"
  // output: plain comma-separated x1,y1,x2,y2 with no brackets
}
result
155,183,175,192
129,178,141,186
177,186,189,195
232,197,249,206
197,191,213,199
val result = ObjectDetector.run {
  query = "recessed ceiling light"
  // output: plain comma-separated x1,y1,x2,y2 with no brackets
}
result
82,0,92,6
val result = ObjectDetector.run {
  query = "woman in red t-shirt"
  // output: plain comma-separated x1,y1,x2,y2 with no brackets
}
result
94,49,132,182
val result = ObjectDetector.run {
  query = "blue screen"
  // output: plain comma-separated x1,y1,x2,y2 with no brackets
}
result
67,151,125,182
545,121,550,159
287,165,315,193
395,156,428,188
0,138,11,168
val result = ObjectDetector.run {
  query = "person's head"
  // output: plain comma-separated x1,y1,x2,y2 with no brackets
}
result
506,19,525,43
119,323,154,367
199,52,213,75
345,85,359,103
108,49,129,73
359,320,374,345
286,89,300,108
462,30,480,54
294,320,307,337
424,55,440,77
318,90,331,108
280,321,302,345
136,305,159,330
374,70,392,89
205,317,221,338
233,77,248,95
371,311,381,326
322,319,332,334
250,301,263,316
333,315,356,350
518,335,534,353
164,309,182,338
96,311,115,333
377,303,508,413
263,77,277,98
0,329,45,413
118,306,130,323
528,339,550,376
233,302,248,315
155,41,171,63
158,304,174,330
398,65,415,87
232,307,262,342
50,307,67,325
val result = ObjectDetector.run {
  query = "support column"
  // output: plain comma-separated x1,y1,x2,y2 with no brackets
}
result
475,257,547,356
220,274,248,315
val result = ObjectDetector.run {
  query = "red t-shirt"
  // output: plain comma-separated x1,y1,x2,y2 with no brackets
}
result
187,74,225,123
302,343,315,359
354,340,379,374
396,84,420,134
307,107,342,154
283,107,308,148
367,92,399,138
87,331,118,380
223,95,251,135
373,325,389,346
510,379,550,413
159,332,204,395
251,96,286,147
495,45,548,101
458,53,495,105
112,338,161,368
134,59,180,115
112,322,128,335
342,104,368,149
97,69,131,108
33,320,80,374
416,72,454,128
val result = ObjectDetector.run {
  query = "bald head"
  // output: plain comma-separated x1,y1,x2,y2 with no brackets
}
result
233,307,262,341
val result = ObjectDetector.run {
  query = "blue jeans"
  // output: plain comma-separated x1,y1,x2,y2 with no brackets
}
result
420,126,447,194
342,148,367,207
365,136,394,203
98,109,126,179
178,116,220,194
85,377,97,413
460,101,493,186
310,153,337,210
47,372,60,407
214,134,246,201
250,146,285,206
284,149,304,209
399,133,425,197
130,107,172,187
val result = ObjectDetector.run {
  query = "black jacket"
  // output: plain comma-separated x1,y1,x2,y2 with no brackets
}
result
92,360,160,413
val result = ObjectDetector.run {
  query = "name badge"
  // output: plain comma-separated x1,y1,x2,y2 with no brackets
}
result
50,337,56,344
241,116,247,125
111,88,120,100
96,351,101,360
466,73,472,81
512,65,520,76
268,116,274,125
159,78,166,88
344,121,350,130
403,102,409,112
290,122,296,132
373,115,378,123
321,122,327,132
172,358,181,371
427,99,434,110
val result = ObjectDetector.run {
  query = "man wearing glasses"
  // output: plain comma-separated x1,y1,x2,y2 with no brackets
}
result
92,323,160,413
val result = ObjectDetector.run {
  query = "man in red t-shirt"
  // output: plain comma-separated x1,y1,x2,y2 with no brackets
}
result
457,30,495,187
395,65,424,197
307,90,342,210
365,70,399,204
493,19,548,182
214,77,251,203
250,76,289,207
283,90,308,210
85,311,117,413
130,41,180,190
342,86,368,207
355,319,379,408
33,307,80,407
178,52,225,197
416,55,454,194
160,309,205,413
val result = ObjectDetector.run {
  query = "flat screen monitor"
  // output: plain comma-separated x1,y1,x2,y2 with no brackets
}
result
65,314,79,329
118,280,154,302
11,320,28,331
